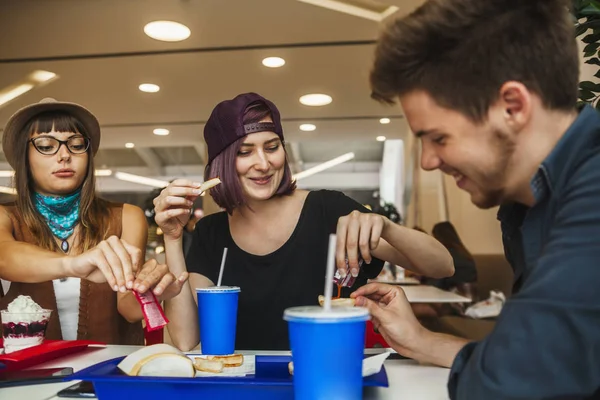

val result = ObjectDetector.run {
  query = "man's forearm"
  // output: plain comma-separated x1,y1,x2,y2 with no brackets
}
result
406,329,471,368
0,241,68,282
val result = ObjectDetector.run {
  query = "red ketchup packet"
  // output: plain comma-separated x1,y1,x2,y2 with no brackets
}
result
333,258,364,287
133,290,169,332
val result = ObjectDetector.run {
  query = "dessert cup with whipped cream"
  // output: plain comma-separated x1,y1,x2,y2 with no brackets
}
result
1,295,52,354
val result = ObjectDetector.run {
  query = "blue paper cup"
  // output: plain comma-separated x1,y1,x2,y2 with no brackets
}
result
196,286,240,355
284,306,369,400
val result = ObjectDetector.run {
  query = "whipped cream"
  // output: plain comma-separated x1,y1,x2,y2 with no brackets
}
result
7,295,44,313
3,295,47,323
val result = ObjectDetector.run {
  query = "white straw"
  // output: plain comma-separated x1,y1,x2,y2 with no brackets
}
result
323,234,337,312
217,247,228,287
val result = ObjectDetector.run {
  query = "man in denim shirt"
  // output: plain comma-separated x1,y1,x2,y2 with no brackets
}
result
351,0,600,398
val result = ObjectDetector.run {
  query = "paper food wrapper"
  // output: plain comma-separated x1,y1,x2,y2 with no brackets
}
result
362,352,390,377
465,290,506,319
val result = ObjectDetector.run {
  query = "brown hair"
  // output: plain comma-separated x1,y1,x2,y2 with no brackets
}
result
370,0,578,122
205,102,296,214
14,111,111,253
432,221,473,261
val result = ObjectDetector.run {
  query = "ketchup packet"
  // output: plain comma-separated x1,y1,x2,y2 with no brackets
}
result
133,290,169,332
333,258,364,287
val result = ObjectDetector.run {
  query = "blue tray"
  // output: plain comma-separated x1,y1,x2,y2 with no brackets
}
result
68,354,388,399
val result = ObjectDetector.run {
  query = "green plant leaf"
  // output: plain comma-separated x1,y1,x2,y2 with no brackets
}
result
582,33,600,43
579,89,596,100
580,5,600,15
585,57,600,65
579,81,600,91
584,42,600,53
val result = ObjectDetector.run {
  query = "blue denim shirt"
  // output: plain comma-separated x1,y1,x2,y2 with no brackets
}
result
447,105,600,400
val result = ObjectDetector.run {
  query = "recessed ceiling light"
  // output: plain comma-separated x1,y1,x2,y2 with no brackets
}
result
299,93,332,106
30,70,57,83
139,83,160,93
299,124,316,132
262,57,286,68
376,136,386,142
125,143,135,148
144,21,191,42
379,118,390,124
153,128,170,136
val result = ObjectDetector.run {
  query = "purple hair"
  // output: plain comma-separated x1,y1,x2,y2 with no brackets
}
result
205,101,296,214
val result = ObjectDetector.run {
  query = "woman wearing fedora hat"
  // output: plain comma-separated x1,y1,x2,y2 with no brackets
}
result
0,98,187,345
154,93,454,351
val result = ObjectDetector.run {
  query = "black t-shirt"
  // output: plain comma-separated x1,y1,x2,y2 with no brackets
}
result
186,190,384,350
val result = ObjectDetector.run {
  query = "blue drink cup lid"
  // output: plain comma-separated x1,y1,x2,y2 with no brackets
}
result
196,286,240,293
284,306,369,323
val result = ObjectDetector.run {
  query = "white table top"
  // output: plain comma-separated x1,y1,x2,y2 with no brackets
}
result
0,345,450,400
370,277,422,285
401,285,472,303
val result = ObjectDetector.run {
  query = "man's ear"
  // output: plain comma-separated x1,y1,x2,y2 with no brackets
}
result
497,81,532,132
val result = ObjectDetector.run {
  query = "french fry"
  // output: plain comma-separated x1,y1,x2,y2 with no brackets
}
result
207,353,244,367
198,177,221,193
193,357,224,373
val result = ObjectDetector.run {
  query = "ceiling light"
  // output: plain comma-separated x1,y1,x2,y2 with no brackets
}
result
139,83,160,93
0,171,15,178
376,136,386,142
94,169,113,177
299,93,332,106
0,186,16,195
293,152,355,181
299,124,316,132
0,70,59,109
296,0,399,22
30,70,57,83
125,143,135,149
144,21,191,42
0,84,34,108
379,118,390,124
153,128,170,136
262,57,286,68
114,172,169,188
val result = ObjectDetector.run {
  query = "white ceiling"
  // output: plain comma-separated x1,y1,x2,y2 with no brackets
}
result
0,0,426,192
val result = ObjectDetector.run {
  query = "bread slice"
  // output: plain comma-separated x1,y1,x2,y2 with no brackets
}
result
317,295,355,307
193,357,224,373
117,344,195,377
206,353,244,367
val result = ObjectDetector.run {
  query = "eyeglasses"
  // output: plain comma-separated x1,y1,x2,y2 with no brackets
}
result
29,135,90,156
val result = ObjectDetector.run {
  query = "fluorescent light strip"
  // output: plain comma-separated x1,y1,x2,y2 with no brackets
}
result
0,186,16,195
0,84,34,108
0,171,15,178
296,0,398,22
114,172,169,188
0,70,59,108
94,169,113,177
293,152,355,181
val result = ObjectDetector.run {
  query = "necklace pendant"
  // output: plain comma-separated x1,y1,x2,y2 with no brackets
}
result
61,240,69,253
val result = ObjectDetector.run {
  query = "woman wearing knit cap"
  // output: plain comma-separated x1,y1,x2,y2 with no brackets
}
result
0,98,187,344
154,93,454,351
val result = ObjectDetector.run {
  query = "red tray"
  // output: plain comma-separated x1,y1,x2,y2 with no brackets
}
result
0,339,105,371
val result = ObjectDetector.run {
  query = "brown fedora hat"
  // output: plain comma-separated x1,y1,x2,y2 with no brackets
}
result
2,98,101,169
